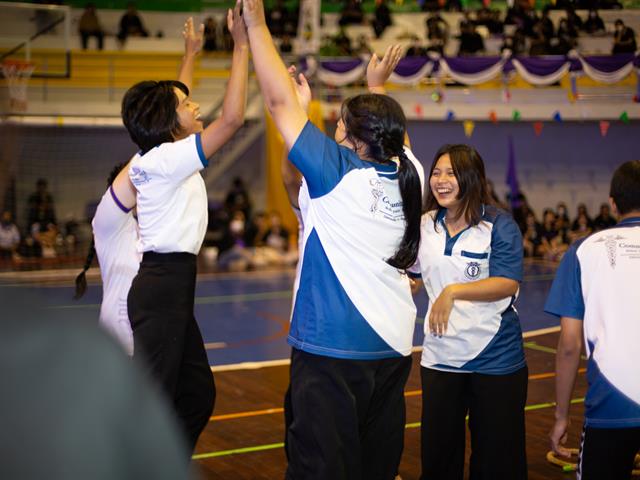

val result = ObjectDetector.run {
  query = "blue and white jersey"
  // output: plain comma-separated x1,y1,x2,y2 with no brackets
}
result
129,133,208,255
417,206,525,374
545,217,640,428
288,121,425,360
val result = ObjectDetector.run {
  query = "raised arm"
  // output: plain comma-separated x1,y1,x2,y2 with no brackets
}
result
281,65,311,207
111,161,136,210
242,0,308,150
201,1,249,159
178,17,204,92
366,46,411,146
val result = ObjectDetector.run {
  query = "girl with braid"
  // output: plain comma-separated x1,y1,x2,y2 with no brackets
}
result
241,0,424,477
74,162,138,356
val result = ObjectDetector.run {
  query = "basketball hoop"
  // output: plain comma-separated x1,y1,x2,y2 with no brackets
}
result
2,59,35,112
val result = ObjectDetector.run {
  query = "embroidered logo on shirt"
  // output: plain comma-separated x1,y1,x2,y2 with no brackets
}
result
594,233,640,268
369,178,384,214
464,261,481,279
130,166,150,185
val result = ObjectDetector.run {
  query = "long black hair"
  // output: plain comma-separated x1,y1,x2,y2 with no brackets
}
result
74,163,128,300
341,94,422,269
121,80,189,154
424,144,490,229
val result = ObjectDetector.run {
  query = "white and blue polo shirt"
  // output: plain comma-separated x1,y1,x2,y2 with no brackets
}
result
288,121,425,360
545,216,640,428
129,133,208,255
416,206,525,374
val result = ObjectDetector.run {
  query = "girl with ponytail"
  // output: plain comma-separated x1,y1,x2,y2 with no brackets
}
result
74,161,139,357
241,1,425,477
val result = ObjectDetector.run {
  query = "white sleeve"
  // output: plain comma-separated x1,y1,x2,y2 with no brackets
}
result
153,133,208,184
92,188,131,241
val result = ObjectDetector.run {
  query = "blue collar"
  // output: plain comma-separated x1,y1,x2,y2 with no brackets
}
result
618,216,640,226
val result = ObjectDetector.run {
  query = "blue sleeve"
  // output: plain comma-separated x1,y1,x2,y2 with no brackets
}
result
489,213,524,282
544,242,585,320
288,121,352,198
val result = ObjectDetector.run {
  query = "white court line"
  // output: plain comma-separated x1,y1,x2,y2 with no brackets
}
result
210,327,560,373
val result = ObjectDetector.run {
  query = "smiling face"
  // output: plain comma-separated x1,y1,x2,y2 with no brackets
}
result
174,87,203,138
429,153,461,213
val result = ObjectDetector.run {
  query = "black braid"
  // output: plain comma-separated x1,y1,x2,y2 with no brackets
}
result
74,238,96,299
386,148,422,270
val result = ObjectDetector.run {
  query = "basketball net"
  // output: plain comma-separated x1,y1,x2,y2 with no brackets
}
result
2,60,35,112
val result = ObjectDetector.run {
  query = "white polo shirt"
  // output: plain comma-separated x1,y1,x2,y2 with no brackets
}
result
545,216,640,428
288,121,425,360
92,186,141,356
415,206,525,374
129,133,208,255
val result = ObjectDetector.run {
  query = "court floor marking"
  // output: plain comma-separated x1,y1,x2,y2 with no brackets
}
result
210,326,562,373
194,397,585,460
209,368,586,423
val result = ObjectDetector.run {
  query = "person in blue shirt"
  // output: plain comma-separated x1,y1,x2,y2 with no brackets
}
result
545,160,640,480
412,144,527,480
241,0,425,477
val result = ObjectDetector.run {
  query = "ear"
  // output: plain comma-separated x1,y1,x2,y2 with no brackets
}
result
608,197,619,218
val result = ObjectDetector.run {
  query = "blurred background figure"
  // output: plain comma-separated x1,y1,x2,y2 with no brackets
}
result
78,3,104,50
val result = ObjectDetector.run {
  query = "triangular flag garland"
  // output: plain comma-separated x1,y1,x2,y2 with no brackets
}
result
512,109,521,121
463,120,475,138
552,111,562,122
414,103,423,118
600,121,610,137
489,110,498,124
446,110,455,121
533,121,544,137
620,111,630,124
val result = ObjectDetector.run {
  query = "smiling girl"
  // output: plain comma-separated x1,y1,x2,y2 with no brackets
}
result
412,144,527,480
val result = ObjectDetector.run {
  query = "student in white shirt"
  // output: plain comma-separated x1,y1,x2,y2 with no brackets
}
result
123,8,248,455
242,1,425,477
412,144,527,480
545,160,640,480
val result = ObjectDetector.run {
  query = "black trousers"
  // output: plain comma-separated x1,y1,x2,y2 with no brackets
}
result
421,366,528,480
579,425,640,480
285,348,412,480
128,252,215,455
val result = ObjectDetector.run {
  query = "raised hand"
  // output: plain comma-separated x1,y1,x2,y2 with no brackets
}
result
288,65,312,113
228,0,248,47
183,17,204,56
241,0,266,30
366,44,403,90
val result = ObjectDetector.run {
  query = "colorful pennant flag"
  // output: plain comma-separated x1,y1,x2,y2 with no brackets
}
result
552,111,562,122
489,110,498,124
463,120,475,138
599,120,610,137
533,121,543,137
620,111,630,124
414,103,423,118
506,136,520,210
446,110,455,121
512,109,521,121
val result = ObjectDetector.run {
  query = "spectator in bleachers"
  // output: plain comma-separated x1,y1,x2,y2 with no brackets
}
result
476,7,503,35
539,7,555,38
458,21,485,56
225,177,252,220
556,201,570,223
426,12,449,54
612,19,637,54
78,3,104,50
0,211,20,260
27,178,56,231
354,34,373,54
117,2,149,47
511,192,532,233
593,202,617,231
571,203,593,230
529,21,551,55
522,211,543,257
339,0,364,26
501,28,527,55
217,210,253,271
584,9,606,35
280,34,293,53
553,18,578,54
538,208,569,260
333,27,353,55
565,6,584,33
203,17,218,52
373,0,392,38
266,0,290,37
405,35,428,57
262,211,290,253
568,212,593,243
245,211,269,247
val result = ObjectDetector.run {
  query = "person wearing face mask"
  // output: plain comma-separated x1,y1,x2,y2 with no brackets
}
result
124,10,248,456
411,144,527,480
612,19,637,54
0,211,20,260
